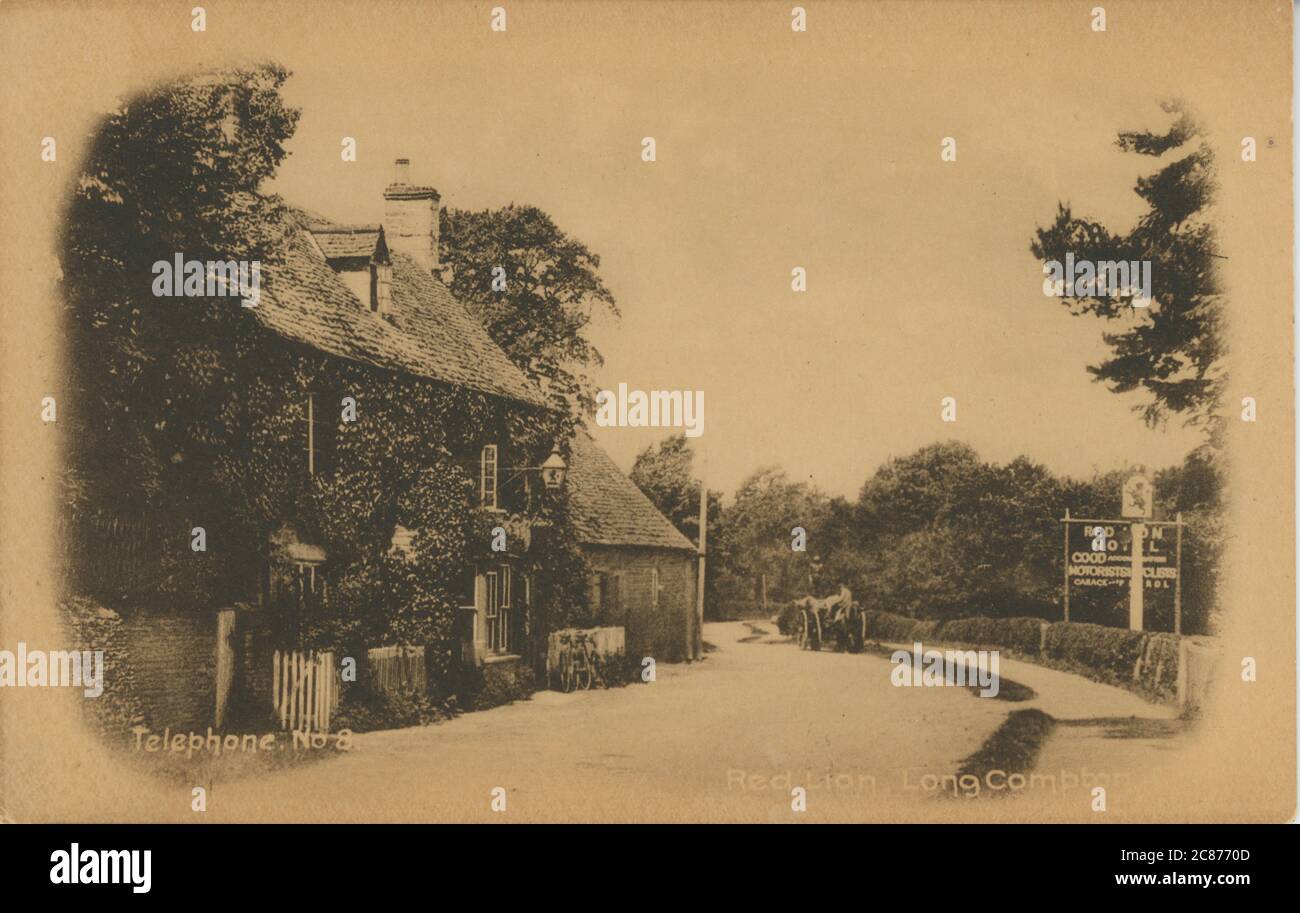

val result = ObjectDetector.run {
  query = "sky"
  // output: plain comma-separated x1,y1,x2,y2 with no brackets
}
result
127,0,1262,499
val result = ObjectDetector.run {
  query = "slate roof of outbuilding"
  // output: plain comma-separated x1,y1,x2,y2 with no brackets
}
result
566,431,698,553
252,216,546,408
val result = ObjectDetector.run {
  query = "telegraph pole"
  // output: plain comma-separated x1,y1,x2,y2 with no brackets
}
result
695,442,707,660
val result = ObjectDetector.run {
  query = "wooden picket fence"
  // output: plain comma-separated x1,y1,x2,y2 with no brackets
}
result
367,645,427,696
272,650,338,733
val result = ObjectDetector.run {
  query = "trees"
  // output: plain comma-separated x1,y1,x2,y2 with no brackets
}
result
1029,101,1224,436
710,440,1219,633
1027,101,1225,629
713,467,830,611
628,435,722,545
60,65,301,606
440,205,619,424
851,443,1067,620
61,64,300,520
628,434,724,611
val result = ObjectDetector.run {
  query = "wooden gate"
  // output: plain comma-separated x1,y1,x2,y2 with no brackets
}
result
367,645,427,695
272,650,338,732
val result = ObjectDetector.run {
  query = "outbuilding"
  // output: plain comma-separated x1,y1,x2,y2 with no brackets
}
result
566,432,702,663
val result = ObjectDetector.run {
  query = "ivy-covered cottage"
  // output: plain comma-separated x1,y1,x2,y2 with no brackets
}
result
67,149,702,735
224,158,699,712
228,159,580,703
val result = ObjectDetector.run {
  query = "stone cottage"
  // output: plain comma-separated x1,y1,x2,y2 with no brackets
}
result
566,432,702,663
250,159,553,679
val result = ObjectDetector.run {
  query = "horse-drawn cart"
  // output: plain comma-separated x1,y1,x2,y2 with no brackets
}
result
792,587,867,653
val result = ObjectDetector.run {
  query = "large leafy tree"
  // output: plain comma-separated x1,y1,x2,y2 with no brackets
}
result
628,434,723,611
715,467,829,606
629,435,722,546
440,205,619,424
59,65,300,608
60,64,300,518
1030,101,1224,436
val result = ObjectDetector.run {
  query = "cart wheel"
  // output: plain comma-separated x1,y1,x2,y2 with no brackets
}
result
796,610,809,649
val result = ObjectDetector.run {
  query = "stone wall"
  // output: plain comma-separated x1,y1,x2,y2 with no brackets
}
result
119,610,216,732
582,545,698,663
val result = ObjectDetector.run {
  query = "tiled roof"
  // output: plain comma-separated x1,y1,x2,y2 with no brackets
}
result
252,217,546,408
307,224,382,259
566,432,698,552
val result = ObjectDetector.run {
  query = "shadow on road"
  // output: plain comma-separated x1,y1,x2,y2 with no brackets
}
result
1055,717,1186,740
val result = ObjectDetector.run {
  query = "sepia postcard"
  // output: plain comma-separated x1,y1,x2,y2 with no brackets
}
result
0,0,1294,849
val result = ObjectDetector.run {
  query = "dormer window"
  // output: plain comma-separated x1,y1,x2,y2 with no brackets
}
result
370,261,392,313
480,444,499,509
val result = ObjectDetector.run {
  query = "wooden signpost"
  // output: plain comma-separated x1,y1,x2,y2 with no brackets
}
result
1060,486,1185,635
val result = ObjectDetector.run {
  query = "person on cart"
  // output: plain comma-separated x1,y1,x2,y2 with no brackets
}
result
826,585,853,629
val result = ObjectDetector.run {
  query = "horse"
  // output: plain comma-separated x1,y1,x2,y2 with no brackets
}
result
791,585,855,650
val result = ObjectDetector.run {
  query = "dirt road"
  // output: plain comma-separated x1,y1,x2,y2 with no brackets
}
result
201,621,1186,822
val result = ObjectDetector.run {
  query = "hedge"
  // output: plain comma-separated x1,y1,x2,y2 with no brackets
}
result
864,609,1036,653
865,610,939,643
1041,622,1145,682
935,616,1043,655
775,601,800,636
1040,622,1180,701
713,599,776,622
862,608,1189,704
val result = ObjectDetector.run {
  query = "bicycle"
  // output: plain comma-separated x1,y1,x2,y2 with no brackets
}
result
580,632,607,689
556,631,576,692
570,632,594,691
554,629,607,692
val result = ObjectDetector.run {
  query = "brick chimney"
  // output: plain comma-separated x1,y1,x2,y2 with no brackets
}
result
383,158,441,272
